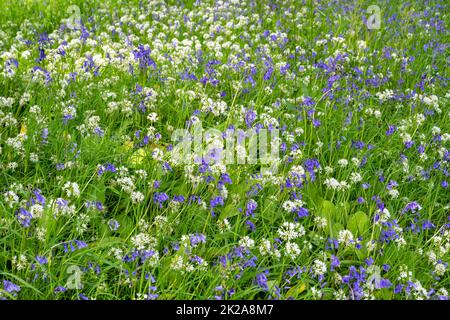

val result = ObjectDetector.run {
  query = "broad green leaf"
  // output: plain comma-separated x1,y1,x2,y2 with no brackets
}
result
219,204,240,220
286,102,297,111
286,282,306,298
331,222,344,237
347,211,370,236
320,200,336,220
91,236,124,249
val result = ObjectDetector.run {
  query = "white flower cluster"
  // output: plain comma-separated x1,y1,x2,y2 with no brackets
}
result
324,177,349,190
63,181,80,198
277,222,305,241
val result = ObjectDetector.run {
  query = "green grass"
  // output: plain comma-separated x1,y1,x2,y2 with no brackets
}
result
0,0,449,300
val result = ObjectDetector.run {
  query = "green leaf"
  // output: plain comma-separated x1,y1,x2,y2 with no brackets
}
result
86,182,106,203
116,215,135,237
347,211,370,236
304,183,323,208
286,102,297,111
90,236,124,249
219,204,240,220
379,288,393,300
285,282,306,298
355,247,368,260
261,197,278,221
203,246,230,260
331,222,344,238
267,280,278,292
320,200,336,220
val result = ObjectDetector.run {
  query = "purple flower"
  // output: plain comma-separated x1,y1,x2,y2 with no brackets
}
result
422,220,435,230
302,96,315,106
402,201,422,214
98,162,116,176
245,220,256,232
376,278,392,289
295,207,309,218
54,286,67,293
263,67,273,81
210,196,224,216
148,286,159,300
190,255,204,265
64,240,87,252
3,280,21,295
36,255,48,265
245,200,258,217
16,208,32,227
245,109,257,128
365,257,374,266
190,233,206,247
386,180,398,190
255,270,269,291
303,158,321,181
108,219,120,231
417,144,425,154
133,44,156,70
78,293,89,300
41,128,49,143
330,255,340,271
94,127,104,137
362,183,370,189
404,140,415,149
173,195,185,203
386,125,396,136
218,173,232,190
326,238,339,250
394,284,404,294
153,192,169,208
312,118,321,127
352,140,365,150
95,201,104,211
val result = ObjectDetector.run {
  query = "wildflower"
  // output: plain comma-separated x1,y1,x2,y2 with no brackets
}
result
153,192,169,208
107,219,120,231
131,191,145,204
434,263,446,276
63,182,80,198
245,199,258,217
54,286,67,293
3,280,21,296
16,208,32,227
239,236,255,249
277,222,305,241
285,242,301,259
330,255,340,271
210,196,224,216
312,259,327,277
338,230,354,247
255,270,269,291
4,191,19,208
35,256,48,265
402,201,422,214
189,233,206,247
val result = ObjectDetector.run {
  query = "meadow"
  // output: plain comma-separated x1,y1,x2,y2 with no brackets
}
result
0,0,449,300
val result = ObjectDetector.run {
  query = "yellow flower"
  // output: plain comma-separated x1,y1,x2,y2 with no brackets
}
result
19,123,27,140
20,123,27,135
123,140,134,151
129,147,149,166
